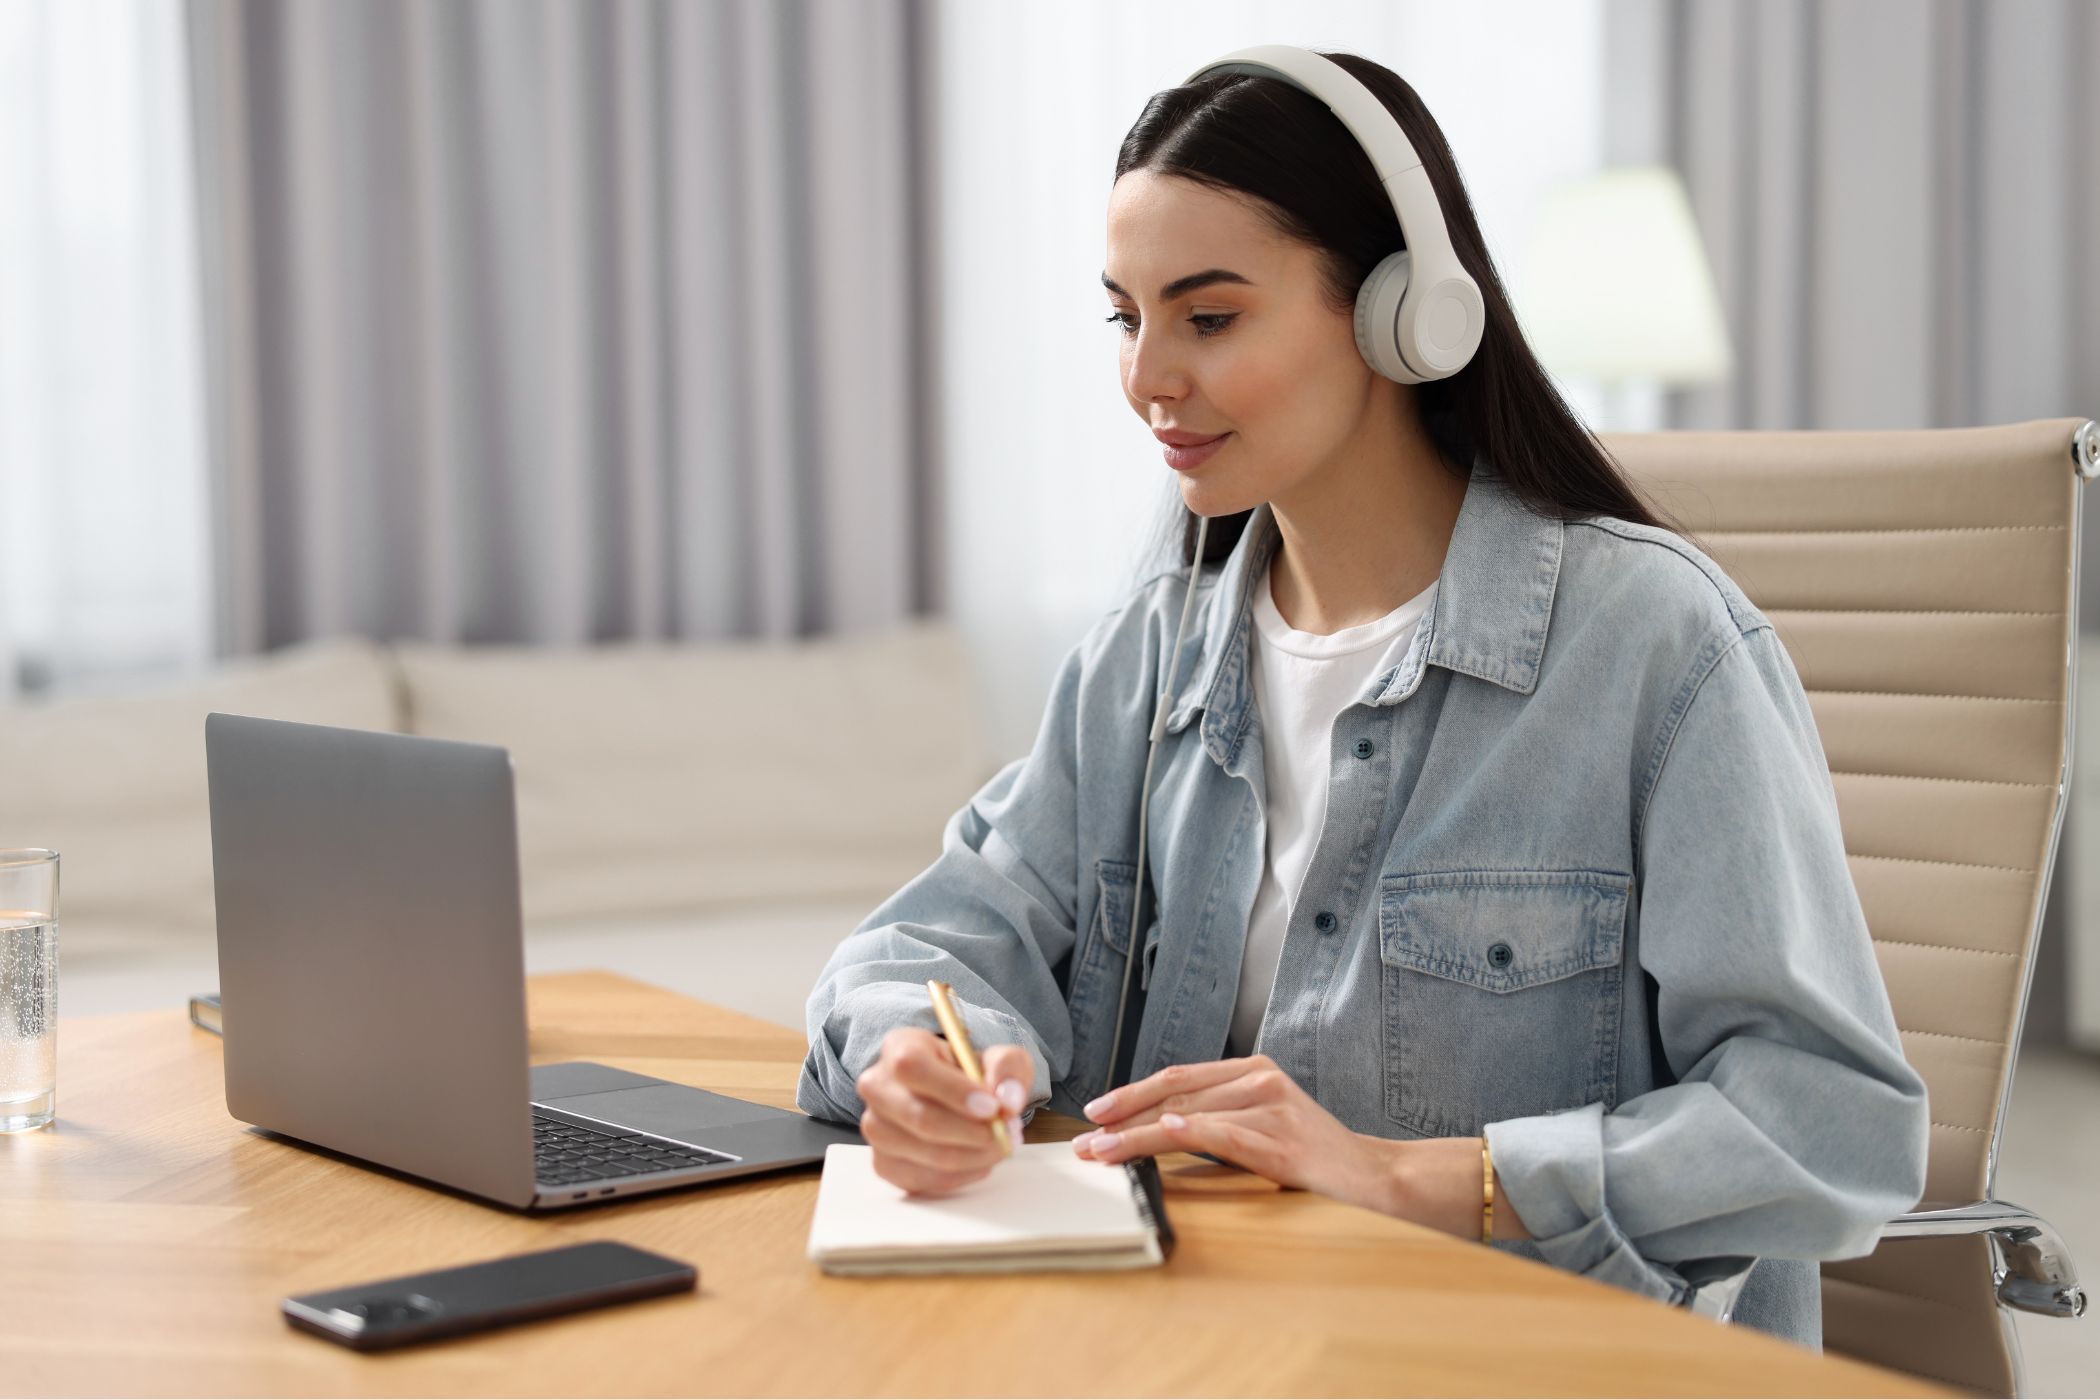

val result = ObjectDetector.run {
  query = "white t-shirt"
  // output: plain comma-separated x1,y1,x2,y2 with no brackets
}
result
1226,554,1438,1059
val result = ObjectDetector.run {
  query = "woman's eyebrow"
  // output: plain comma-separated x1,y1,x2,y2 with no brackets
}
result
1100,268,1254,301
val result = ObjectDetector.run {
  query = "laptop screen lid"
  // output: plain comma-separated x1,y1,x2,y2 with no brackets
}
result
205,712,537,1208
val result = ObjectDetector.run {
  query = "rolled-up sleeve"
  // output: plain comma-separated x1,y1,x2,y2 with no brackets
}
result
1484,622,1931,1301
795,633,1092,1130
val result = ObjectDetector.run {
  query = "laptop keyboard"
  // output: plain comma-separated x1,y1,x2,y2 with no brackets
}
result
533,1111,736,1186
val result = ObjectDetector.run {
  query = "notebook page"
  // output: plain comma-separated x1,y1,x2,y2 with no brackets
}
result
807,1141,1151,1258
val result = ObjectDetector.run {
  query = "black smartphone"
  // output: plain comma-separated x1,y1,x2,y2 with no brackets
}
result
281,1241,696,1351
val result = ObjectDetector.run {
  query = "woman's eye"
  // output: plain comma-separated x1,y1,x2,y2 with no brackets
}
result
1104,311,1236,339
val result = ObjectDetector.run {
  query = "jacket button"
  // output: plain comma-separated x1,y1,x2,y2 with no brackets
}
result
1487,941,1514,969
1352,738,1374,759
1314,911,1337,933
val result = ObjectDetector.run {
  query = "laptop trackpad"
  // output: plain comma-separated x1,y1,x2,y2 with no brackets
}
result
547,1083,785,1142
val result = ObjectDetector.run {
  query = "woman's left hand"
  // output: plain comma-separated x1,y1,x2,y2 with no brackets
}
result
1074,1054,1389,1211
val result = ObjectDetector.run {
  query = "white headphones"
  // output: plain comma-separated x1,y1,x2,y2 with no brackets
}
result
1105,46,1479,1093
1183,45,1485,385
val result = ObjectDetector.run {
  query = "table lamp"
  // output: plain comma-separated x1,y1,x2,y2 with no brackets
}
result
1515,166,1733,429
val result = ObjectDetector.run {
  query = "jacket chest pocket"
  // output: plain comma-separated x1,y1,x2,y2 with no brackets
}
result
1376,869,1630,1138
1067,856,1161,1100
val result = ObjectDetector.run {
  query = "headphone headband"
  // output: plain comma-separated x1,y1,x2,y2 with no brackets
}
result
1181,45,1484,383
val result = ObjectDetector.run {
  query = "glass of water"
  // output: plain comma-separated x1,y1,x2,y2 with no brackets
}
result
0,849,59,1132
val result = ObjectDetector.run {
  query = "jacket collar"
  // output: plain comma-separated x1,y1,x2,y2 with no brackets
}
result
1163,455,1565,751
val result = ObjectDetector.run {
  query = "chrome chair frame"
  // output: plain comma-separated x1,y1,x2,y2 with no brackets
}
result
1670,420,2098,1388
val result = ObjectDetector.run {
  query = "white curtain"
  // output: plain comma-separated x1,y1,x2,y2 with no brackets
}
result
0,0,212,700
930,0,1610,760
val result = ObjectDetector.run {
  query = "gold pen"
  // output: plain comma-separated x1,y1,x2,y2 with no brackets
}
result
925,979,1015,1156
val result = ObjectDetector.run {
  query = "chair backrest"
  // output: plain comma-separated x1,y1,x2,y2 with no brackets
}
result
1603,417,2096,1397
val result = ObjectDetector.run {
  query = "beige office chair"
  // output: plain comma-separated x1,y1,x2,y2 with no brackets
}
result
1602,417,2096,1397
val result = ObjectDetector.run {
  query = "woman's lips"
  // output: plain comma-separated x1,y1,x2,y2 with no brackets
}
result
1163,433,1231,472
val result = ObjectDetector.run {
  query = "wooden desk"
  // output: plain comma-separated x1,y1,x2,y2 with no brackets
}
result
0,971,1947,1397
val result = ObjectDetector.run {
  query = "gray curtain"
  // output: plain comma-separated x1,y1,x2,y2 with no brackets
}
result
186,0,941,652
1607,0,2100,1047
1607,0,2099,436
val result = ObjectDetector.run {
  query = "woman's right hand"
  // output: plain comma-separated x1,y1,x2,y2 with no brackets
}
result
855,1026,1034,1196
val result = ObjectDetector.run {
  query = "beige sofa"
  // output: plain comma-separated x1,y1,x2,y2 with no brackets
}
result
0,621,997,1031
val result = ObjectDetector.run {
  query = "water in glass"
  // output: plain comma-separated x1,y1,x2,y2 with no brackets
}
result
0,914,57,1131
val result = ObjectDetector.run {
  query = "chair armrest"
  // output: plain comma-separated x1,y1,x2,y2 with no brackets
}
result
1676,1255,1759,1324
1674,1200,2089,1324
1878,1200,2086,1318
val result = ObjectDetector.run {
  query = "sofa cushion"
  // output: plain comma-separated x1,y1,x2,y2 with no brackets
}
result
522,899,879,1036
393,619,990,924
0,637,403,961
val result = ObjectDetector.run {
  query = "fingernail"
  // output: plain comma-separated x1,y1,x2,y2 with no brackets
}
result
1161,1112,1185,1130
997,1078,1025,1111
1072,1130,1098,1153
1083,1094,1114,1120
1006,1114,1023,1148
967,1090,998,1118
1092,1131,1122,1154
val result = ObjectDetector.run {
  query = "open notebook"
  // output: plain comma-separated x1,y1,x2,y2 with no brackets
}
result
806,1141,1176,1276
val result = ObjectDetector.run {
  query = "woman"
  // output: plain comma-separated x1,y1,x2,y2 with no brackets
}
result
796,48,1927,1349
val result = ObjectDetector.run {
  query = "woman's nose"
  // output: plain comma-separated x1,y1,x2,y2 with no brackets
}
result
1125,330,1190,405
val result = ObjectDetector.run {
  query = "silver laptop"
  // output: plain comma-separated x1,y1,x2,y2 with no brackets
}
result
204,711,862,1211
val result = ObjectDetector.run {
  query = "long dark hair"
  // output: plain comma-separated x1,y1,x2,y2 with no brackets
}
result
1115,51,1695,571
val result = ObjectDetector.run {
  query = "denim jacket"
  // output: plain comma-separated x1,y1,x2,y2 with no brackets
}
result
798,456,1930,1348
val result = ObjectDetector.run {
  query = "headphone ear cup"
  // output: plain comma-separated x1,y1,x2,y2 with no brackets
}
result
1406,273,1486,379
1353,249,1423,384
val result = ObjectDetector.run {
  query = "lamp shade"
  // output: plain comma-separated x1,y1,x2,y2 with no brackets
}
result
1515,166,1733,386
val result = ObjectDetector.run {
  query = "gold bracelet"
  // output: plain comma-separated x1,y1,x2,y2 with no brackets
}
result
1481,1135,1495,1245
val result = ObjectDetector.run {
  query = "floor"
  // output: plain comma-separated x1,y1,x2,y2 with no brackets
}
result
1993,1045,2100,1397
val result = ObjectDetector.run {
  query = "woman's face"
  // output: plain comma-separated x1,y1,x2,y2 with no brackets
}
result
1104,169,1388,519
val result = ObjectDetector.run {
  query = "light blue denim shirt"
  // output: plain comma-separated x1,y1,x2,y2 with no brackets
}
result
798,456,1930,1348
